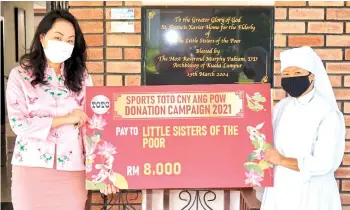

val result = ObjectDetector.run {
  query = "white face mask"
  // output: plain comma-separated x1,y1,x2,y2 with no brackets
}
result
43,39,74,64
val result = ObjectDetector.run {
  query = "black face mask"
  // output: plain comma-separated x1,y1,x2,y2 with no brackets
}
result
281,74,312,98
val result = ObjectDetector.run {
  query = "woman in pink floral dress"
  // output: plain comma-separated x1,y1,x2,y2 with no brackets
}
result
6,10,115,210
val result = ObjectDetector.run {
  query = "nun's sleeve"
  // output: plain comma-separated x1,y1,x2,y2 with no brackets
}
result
254,98,284,201
296,110,345,182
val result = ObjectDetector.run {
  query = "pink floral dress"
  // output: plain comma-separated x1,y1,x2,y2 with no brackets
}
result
6,64,92,171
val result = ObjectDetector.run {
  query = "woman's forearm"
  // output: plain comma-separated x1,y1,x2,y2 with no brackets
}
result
51,116,70,129
279,157,300,171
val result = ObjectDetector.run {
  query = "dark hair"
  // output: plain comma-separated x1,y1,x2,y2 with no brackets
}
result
20,9,87,93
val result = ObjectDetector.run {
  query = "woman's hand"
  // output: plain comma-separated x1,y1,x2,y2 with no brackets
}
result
51,109,87,129
264,148,284,166
100,184,118,195
65,109,88,127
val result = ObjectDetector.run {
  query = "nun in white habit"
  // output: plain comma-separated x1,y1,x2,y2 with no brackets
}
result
259,46,345,210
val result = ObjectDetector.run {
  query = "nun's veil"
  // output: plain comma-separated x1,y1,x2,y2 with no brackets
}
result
280,46,345,135
280,46,339,111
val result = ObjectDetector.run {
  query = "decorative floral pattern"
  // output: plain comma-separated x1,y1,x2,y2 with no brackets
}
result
16,140,28,152
86,153,96,173
14,140,28,162
91,133,102,144
58,151,73,166
58,88,68,94
17,69,32,81
10,118,23,129
246,92,266,112
27,96,38,105
75,97,84,106
85,114,128,190
92,143,116,183
29,110,51,118
58,76,64,83
43,88,68,100
86,136,98,173
245,171,264,187
88,114,107,130
14,152,23,162
38,148,53,163
11,100,20,107
51,129,62,143
97,141,117,156
244,122,272,187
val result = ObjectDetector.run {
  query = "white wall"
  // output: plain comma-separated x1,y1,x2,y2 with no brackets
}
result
34,15,44,30
1,1,34,76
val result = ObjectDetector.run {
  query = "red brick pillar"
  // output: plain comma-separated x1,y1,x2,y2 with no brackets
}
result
69,1,141,87
69,1,142,208
275,1,350,207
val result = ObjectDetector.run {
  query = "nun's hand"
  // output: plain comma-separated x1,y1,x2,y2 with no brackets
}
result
100,184,119,195
264,148,284,166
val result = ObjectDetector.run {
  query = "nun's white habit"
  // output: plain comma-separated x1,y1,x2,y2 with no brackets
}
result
260,46,345,210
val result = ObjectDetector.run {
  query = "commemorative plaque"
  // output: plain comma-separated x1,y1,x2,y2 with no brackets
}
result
142,7,274,86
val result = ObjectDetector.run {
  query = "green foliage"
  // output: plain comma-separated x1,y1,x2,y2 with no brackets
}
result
145,47,160,73
252,140,260,149
262,143,272,151
244,122,273,186
86,180,106,190
252,93,266,103
248,153,255,161
87,136,92,146
258,160,269,171
244,162,263,176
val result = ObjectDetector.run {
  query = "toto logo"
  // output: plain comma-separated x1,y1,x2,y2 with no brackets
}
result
90,95,110,115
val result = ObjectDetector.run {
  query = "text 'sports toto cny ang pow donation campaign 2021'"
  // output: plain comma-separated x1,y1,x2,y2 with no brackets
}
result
85,84,273,190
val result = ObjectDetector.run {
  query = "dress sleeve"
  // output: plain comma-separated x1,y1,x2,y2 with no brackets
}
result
82,74,94,153
297,110,345,182
6,69,53,141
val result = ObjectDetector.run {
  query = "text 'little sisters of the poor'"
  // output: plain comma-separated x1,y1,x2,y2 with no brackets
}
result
116,125,239,149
